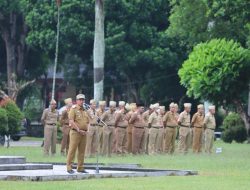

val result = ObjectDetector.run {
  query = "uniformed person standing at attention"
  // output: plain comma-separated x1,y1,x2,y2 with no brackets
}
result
178,103,192,154
157,106,165,153
126,103,136,153
60,98,73,156
85,99,98,157
142,104,154,154
115,101,128,154
66,94,89,174
101,101,116,157
148,103,163,155
41,99,59,156
204,105,216,154
129,102,146,154
191,104,205,153
96,101,106,154
163,103,179,154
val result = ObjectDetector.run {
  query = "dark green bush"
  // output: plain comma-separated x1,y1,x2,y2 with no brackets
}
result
5,101,23,135
222,113,247,143
0,108,8,136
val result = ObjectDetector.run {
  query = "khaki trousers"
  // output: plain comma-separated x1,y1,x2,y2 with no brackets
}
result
115,127,127,154
205,129,214,153
165,127,177,154
44,125,57,156
156,128,165,153
102,126,115,156
86,125,98,157
126,124,133,153
192,127,203,153
66,130,87,172
97,126,103,153
61,125,70,155
148,128,159,155
132,127,145,154
142,127,150,154
178,127,191,154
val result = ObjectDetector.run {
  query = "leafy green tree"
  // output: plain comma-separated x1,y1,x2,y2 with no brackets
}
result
0,108,8,136
179,38,250,132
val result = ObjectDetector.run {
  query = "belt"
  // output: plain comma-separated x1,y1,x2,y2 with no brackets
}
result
134,126,145,129
117,126,127,128
194,126,203,128
107,125,115,127
207,128,215,131
180,124,189,128
72,128,87,132
151,126,160,129
97,124,103,127
90,124,97,126
166,126,176,129
64,123,69,125
47,123,56,126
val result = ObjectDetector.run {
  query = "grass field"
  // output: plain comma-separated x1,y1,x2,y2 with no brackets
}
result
0,140,250,190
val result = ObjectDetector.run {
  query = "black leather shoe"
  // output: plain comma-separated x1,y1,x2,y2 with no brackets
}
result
67,169,75,174
77,170,88,173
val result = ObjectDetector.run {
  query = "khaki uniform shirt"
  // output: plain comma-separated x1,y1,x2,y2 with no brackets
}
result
115,110,128,127
60,109,69,126
101,110,116,126
178,111,191,127
69,105,89,131
41,108,59,125
163,111,178,127
204,112,216,129
129,112,146,128
148,112,163,128
142,110,151,124
191,112,204,128
87,108,98,125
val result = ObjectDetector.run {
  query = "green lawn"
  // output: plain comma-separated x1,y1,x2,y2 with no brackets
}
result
0,141,250,190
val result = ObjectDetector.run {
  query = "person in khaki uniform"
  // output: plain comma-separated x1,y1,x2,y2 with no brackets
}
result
126,103,136,153
163,103,178,154
204,105,216,154
129,103,146,154
41,99,59,156
101,101,116,157
178,103,191,154
157,106,165,153
142,104,154,154
60,98,72,156
191,104,205,153
66,94,89,174
85,99,98,157
115,101,128,154
148,103,163,155
96,101,106,154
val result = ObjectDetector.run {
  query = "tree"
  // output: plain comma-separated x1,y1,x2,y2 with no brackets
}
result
167,0,250,48
93,0,105,101
178,38,250,133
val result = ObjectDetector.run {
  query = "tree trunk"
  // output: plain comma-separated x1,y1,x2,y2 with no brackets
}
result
234,100,250,142
93,0,105,101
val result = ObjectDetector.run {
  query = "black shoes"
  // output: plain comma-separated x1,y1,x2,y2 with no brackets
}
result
77,170,88,173
67,169,75,174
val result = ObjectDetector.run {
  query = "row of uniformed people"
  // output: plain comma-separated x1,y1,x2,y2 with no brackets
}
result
41,97,216,157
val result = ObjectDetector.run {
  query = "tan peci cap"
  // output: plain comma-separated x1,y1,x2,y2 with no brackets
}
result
149,104,154,109
64,98,72,105
119,101,126,106
90,99,96,104
184,103,192,108
208,105,215,110
160,106,165,111
76,94,85,100
109,101,116,107
154,103,160,109
125,103,131,111
50,99,56,104
169,102,175,108
197,104,204,109
99,101,106,106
